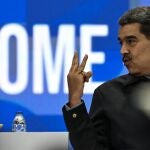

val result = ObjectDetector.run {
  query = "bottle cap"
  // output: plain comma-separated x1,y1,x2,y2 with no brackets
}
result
16,111,23,114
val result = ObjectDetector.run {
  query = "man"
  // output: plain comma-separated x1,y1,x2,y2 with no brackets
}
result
63,6,150,150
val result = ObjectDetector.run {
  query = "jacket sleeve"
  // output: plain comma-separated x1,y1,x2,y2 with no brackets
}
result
62,88,111,150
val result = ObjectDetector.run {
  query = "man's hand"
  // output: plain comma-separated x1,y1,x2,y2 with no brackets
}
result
67,52,92,107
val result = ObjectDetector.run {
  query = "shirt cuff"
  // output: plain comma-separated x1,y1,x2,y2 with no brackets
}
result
65,101,83,111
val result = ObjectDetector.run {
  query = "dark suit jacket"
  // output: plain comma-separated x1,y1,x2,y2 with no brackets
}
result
63,74,150,150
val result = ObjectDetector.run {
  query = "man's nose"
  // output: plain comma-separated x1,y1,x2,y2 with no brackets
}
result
120,44,129,55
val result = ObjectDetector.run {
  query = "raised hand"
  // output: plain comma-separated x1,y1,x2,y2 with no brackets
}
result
67,52,92,107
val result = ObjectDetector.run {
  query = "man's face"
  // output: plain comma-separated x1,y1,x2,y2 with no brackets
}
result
118,23,150,76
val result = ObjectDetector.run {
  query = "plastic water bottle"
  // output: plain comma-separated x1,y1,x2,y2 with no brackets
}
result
12,111,26,132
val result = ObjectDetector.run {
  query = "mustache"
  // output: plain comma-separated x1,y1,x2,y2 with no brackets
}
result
122,54,132,62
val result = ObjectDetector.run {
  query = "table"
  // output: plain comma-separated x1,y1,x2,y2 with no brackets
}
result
0,132,69,150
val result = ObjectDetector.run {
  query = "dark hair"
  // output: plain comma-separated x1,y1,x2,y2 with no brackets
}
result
119,6,150,39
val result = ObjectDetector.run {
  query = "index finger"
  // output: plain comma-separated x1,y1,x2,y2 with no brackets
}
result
70,51,79,72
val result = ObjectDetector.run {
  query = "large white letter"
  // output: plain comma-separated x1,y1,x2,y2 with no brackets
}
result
0,23,28,94
80,25,108,93
33,24,75,94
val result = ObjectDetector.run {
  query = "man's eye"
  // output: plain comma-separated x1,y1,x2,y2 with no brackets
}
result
126,39,136,45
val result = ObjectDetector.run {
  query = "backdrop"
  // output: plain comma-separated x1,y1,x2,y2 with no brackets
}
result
0,0,148,131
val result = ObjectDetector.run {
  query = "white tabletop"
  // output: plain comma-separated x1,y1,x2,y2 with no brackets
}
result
0,132,69,150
